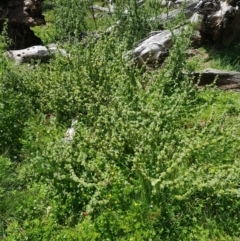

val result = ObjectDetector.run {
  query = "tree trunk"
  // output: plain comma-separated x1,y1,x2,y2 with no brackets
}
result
0,0,45,49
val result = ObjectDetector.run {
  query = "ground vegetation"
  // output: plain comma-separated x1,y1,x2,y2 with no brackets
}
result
1,0,240,240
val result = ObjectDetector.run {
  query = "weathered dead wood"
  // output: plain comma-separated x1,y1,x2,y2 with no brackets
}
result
192,68,240,90
6,44,68,64
127,30,177,66
63,119,78,142
6,46,51,64
151,0,199,25
91,0,146,15
91,5,114,14
131,0,240,67
126,0,201,66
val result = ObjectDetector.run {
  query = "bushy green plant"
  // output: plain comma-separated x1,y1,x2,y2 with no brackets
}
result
0,59,34,159
113,0,162,47
1,1,240,240
53,0,91,41
0,20,12,51
0,157,18,239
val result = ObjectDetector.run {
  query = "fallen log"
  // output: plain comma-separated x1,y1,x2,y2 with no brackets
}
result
192,68,240,91
91,5,114,14
6,46,51,64
128,20,202,67
125,0,200,66
131,0,240,67
151,0,199,25
6,44,68,64
126,30,176,66
91,0,146,15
